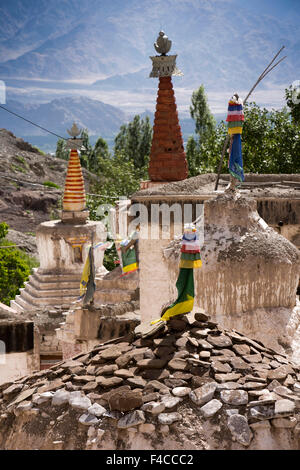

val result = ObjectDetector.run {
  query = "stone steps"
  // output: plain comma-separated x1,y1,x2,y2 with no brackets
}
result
29,275,80,291
10,297,26,314
96,277,138,291
20,288,77,307
31,268,81,284
94,288,137,304
25,282,79,299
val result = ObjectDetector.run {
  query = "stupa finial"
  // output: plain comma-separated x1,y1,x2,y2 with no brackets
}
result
150,30,182,78
67,122,81,138
154,31,172,56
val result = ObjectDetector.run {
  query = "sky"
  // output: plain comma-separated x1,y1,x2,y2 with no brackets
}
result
0,0,299,117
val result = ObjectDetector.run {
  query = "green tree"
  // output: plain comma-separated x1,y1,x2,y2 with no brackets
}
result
89,137,111,173
192,102,300,175
55,139,68,161
187,85,216,176
80,128,93,169
114,115,152,169
0,222,38,305
285,84,300,125
190,85,216,141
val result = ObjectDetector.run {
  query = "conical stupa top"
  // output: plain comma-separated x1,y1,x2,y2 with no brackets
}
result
63,126,86,212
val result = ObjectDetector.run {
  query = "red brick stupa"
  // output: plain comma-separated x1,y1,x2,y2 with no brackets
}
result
148,31,188,183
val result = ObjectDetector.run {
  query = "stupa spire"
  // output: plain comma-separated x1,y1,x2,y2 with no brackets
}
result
61,123,88,223
148,31,188,182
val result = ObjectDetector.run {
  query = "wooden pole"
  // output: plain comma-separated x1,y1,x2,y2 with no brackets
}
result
214,46,286,191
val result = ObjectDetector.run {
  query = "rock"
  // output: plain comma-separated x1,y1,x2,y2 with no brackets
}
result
144,380,169,394
135,321,165,339
69,393,91,411
139,423,156,434
8,388,36,407
247,398,276,407
168,318,187,331
136,358,167,369
250,420,271,430
268,365,294,381
211,361,232,374
141,401,165,415
82,382,98,392
61,360,83,369
200,399,223,418
141,369,169,381
248,405,275,421
227,414,253,447
241,382,266,390
189,382,217,406
187,337,199,348
273,386,295,399
174,350,189,359
232,344,251,355
160,394,182,409
96,376,123,388
158,412,182,425
164,378,187,388
217,382,241,391
78,413,99,427
153,336,176,347
274,399,295,416
191,328,210,339
160,424,170,435
197,339,213,350
207,335,232,348
32,391,54,405
108,389,143,412
127,377,147,388
230,358,251,371
168,358,188,371
173,372,193,381
87,403,106,417
268,379,282,391
52,389,70,406
225,409,239,417
293,383,300,393
98,348,122,361
142,392,160,403
271,417,297,428
117,410,146,429
175,337,188,348
283,375,295,387
114,369,134,379
220,390,248,406
199,351,211,359
15,401,33,415
96,364,118,376
215,373,241,383
154,346,175,358
172,387,191,397
194,312,210,322
2,384,23,398
38,379,64,394
215,348,236,357
115,354,131,368
243,354,262,363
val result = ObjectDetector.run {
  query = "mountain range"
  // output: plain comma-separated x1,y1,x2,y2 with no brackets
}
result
0,0,299,108
0,0,298,151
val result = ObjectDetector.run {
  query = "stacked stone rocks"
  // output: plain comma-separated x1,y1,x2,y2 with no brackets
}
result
148,76,188,182
0,312,300,450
